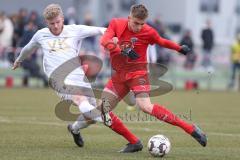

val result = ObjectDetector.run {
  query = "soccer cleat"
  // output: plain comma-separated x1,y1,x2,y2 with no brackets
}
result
119,140,143,153
101,98,112,127
191,124,207,147
67,124,84,147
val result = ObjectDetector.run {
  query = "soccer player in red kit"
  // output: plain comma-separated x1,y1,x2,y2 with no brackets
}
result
100,4,207,152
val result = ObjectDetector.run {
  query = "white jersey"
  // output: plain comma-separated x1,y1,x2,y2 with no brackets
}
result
16,25,105,87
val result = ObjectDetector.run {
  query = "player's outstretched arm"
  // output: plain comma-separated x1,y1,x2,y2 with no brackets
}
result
78,25,106,37
12,37,39,70
152,30,191,55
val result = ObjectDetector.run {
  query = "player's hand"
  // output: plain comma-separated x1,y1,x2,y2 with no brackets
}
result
12,61,21,70
121,48,140,60
179,45,191,55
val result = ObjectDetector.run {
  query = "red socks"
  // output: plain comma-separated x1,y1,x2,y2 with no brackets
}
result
109,112,139,144
105,105,194,144
151,104,194,134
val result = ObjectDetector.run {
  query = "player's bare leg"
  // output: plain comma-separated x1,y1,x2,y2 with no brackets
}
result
135,92,207,147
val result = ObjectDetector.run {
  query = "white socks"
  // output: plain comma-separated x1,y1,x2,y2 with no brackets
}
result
71,100,103,133
71,115,89,133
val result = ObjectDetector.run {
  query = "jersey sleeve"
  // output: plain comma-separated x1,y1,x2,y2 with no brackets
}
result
75,25,106,38
100,19,121,53
150,29,181,52
15,31,40,62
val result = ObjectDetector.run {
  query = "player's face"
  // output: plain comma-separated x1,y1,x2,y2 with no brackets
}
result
46,15,64,36
128,16,145,33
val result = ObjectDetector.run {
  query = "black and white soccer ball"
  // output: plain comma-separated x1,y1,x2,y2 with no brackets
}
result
147,134,171,157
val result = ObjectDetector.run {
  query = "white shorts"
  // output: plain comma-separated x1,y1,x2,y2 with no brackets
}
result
51,68,97,106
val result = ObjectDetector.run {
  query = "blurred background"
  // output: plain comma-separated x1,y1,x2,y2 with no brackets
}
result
1,0,240,91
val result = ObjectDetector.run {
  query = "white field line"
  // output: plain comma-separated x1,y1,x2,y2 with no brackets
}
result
0,117,240,138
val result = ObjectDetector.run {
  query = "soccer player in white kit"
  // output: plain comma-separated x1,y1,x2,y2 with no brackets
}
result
12,4,143,153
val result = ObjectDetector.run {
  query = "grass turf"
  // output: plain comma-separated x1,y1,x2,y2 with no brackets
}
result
0,88,240,160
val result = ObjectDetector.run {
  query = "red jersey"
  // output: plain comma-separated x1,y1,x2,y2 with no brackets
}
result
101,18,181,74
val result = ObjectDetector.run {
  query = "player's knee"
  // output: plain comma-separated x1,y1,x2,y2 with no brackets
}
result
136,100,152,114
139,105,152,114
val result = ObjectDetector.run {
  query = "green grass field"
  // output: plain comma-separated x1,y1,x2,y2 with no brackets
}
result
0,88,240,160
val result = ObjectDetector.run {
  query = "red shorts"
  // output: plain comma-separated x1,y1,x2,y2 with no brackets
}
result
105,72,150,99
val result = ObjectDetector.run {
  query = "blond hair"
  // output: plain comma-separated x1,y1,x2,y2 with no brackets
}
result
130,4,148,20
43,4,63,20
